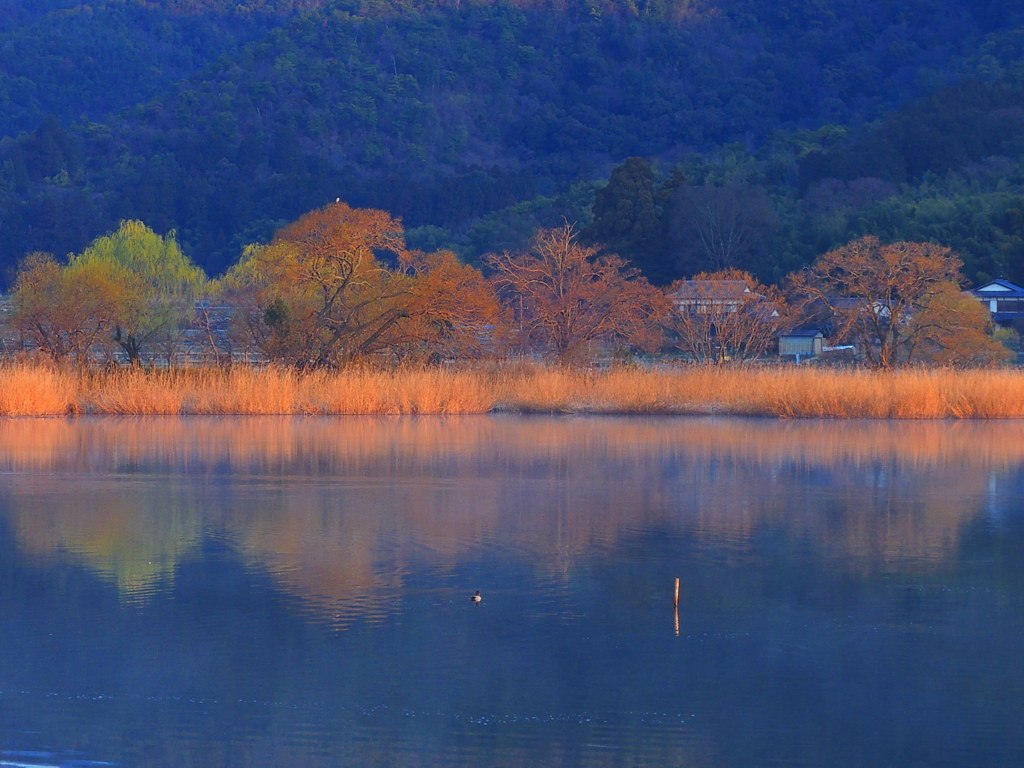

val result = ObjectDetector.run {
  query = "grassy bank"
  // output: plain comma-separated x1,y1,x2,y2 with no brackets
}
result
2,362,1024,418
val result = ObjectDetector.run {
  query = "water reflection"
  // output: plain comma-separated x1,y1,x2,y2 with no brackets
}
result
3,414,1024,472
1,416,1020,607
1,416,1023,767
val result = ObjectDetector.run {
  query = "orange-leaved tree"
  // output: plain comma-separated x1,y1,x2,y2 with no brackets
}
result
788,236,1007,367
11,251,145,365
219,201,499,366
400,249,502,361
486,224,668,362
904,282,1011,366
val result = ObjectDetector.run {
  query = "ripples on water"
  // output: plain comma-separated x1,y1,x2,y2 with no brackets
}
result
1,417,1024,766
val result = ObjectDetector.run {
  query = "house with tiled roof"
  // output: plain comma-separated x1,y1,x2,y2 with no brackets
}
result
668,280,763,315
971,279,1024,325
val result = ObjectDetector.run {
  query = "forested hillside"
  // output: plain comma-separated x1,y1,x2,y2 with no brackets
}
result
1,0,1023,282
0,0,337,136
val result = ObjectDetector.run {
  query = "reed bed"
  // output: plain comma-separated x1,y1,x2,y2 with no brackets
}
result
189,367,301,415
2,361,1024,418
78,367,190,415
296,367,496,414
0,363,74,416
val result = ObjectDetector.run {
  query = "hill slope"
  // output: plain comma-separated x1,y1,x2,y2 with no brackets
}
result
0,0,1022,279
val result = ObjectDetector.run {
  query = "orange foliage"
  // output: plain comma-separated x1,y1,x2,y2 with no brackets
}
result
487,224,668,361
11,252,143,364
220,201,499,365
789,236,1004,367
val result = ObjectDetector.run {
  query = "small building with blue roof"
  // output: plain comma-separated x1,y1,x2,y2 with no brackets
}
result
972,279,1024,325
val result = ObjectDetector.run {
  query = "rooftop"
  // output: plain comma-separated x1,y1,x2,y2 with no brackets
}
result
668,280,753,300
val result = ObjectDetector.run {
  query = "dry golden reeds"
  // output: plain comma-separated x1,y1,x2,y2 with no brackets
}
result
78,366,190,415
1,361,1024,418
0,362,74,416
496,364,1024,418
188,366,301,415
297,367,496,414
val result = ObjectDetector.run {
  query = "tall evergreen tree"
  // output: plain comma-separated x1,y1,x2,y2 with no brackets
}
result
584,157,676,285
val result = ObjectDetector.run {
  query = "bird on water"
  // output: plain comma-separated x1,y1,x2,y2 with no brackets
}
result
471,590,483,603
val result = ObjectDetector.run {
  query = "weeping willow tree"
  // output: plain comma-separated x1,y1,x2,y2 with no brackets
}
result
71,220,207,364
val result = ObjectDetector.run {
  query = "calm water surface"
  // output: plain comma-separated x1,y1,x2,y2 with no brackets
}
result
1,416,1024,767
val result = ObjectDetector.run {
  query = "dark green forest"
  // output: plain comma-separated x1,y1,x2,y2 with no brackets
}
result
2,0,1024,284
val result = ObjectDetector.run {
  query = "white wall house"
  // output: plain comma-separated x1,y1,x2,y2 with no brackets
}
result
971,279,1024,325
667,280,754,315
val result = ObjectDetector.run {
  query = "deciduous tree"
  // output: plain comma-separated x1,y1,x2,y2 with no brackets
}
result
665,183,780,278
272,202,409,366
668,268,785,363
904,282,1011,366
401,249,502,361
220,201,500,366
71,220,206,364
11,252,143,364
788,235,1005,367
486,224,667,362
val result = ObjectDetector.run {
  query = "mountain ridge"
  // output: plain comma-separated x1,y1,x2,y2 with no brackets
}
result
1,0,1022,282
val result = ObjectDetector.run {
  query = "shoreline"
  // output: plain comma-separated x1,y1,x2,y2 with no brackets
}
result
2,362,1024,419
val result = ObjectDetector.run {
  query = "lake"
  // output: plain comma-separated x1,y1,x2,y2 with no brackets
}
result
1,416,1023,767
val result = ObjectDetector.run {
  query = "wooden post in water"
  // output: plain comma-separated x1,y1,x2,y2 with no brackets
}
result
674,577,681,636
